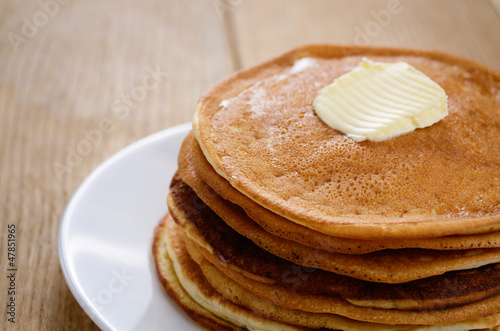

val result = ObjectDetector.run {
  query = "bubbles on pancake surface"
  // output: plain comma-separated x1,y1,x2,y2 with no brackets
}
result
208,55,500,220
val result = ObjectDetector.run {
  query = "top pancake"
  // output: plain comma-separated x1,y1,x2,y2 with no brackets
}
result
193,44,500,239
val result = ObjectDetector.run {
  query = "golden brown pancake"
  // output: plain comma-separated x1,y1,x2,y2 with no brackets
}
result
180,228,500,328
185,132,500,254
186,234,500,311
169,170,500,283
155,213,500,330
167,170,500,309
193,44,500,240
186,226,500,312
196,247,500,326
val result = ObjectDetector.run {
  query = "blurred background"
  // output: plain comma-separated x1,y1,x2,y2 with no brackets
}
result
1,0,500,330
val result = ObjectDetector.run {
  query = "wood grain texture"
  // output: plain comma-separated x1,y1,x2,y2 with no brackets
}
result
0,0,232,330
230,0,500,70
1,0,499,330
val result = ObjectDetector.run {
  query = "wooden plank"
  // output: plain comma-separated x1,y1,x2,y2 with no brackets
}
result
492,0,500,15
0,0,233,330
2,0,500,330
230,0,500,71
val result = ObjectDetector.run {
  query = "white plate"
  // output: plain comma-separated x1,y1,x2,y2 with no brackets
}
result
59,123,200,331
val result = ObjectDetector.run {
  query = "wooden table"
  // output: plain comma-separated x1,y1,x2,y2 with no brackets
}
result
1,0,500,330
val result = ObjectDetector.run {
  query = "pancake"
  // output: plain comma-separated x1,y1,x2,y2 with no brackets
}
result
169,168,500,311
155,212,500,330
196,246,500,326
186,132,500,253
192,44,500,240
185,227,500,311
168,169,500,308
169,170,500,283
190,230,500,311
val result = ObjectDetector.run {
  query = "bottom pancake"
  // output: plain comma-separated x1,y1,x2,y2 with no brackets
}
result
154,212,500,330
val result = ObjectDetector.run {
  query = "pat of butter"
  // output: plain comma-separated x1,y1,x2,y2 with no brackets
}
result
313,58,448,142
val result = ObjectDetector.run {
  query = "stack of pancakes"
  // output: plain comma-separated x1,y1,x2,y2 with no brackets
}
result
153,45,500,330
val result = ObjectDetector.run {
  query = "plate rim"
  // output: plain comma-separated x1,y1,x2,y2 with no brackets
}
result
58,122,192,331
